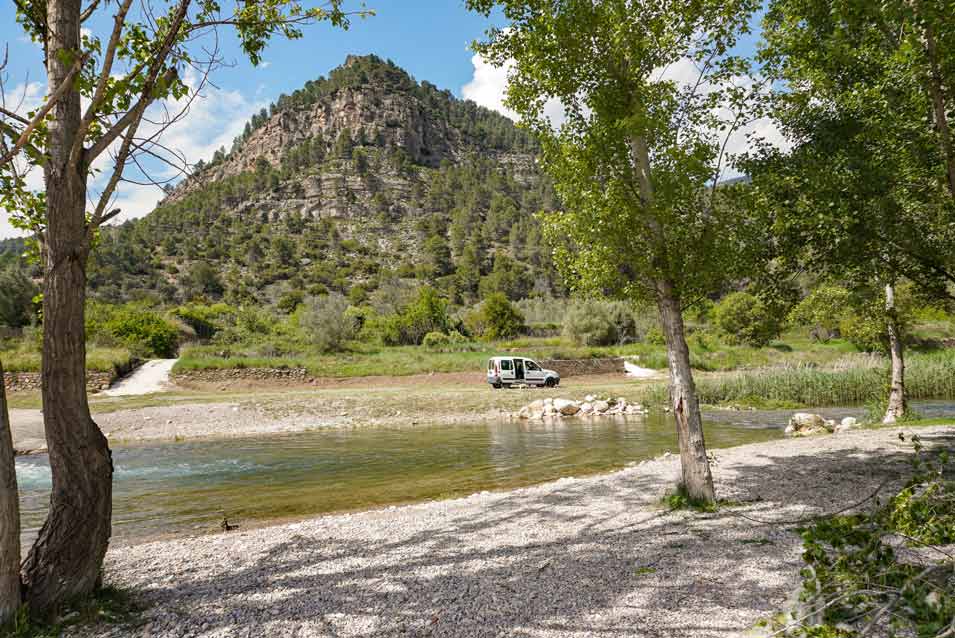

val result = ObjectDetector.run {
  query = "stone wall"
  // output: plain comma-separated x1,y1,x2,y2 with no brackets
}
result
3,358,141,394
173,367,310,386
3,370,116,393
538,358,626,377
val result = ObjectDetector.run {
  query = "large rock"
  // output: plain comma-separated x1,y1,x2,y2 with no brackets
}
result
785,412,836,437
835,417,859,433
593,400,611,414
554,399,580,416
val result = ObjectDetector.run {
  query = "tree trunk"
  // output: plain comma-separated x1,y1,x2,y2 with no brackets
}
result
19,0,114,612
883,283,906,424
0,360,22,625
657,280,716,503
921,17,955,198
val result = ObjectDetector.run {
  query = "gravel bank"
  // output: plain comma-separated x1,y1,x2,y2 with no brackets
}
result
73,425,955,638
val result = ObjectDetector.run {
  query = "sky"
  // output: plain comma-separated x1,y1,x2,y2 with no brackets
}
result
0,1,768,239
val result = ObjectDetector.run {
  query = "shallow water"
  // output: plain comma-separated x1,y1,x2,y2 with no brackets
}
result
15,401,953,546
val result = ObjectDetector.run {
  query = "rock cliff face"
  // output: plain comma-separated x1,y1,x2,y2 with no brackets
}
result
84,55,560,305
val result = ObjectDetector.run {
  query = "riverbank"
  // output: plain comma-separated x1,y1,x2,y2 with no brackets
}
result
9,372,654,451
66,424,955,638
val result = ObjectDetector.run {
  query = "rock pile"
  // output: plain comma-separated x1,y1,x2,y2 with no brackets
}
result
516,395,648,420
785,413,859,437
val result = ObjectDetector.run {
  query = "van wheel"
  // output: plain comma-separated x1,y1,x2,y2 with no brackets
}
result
492,382,502,389
545,378,557,388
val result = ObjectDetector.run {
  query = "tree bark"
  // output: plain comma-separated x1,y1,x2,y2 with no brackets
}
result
626,132,716,503
921,16,955,198
0,360,22,625
657,280,717,503
19,0,114,612
883,283,907,424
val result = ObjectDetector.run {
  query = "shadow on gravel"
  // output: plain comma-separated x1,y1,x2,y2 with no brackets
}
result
117,434,954,638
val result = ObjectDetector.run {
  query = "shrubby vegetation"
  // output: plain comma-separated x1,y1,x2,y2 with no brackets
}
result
771,438,955,636
712,292,782,347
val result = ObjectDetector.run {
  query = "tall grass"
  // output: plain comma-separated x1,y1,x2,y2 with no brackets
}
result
0,346,133,373
638,350,955,408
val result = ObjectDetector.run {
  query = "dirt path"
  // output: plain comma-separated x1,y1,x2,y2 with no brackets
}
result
102,359,178,396
68,425,955,638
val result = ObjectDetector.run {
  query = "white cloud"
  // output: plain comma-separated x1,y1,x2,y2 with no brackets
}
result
462,53,567,129
1,72,265,238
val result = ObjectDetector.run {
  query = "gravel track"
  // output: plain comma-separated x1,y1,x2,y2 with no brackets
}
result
70,425,955,638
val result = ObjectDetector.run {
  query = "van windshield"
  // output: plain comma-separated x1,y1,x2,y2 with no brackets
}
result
526,361,540,371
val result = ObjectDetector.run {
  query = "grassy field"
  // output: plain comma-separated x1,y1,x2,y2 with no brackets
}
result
173,330,864,379
0,345,134,373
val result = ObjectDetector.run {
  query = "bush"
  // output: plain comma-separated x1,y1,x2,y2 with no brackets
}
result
712,292,781,347
0,265,38,328
467,293,525,340
105,309,179,358
562,299,643,346
364,286,452,346
299,293,356,352
422,331,450,349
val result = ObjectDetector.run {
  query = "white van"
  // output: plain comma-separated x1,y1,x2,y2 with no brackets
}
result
487,356,561,389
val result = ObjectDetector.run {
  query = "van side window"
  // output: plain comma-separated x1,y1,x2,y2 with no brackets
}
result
501,359,513,371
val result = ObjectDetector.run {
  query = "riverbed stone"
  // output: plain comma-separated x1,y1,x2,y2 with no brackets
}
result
593,400,611,413
836,417,859,433
786,413,836,437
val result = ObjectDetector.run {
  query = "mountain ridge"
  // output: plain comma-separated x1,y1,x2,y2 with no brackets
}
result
67,55,561,306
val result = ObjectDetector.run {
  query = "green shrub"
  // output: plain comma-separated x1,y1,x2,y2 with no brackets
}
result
105,310,179,358
562,299,644,346
775,441,955,637
364,286,451,346
712,291,781,347
299,293,356,352
0,264,38,328
466,293,525,340
422,331,450,349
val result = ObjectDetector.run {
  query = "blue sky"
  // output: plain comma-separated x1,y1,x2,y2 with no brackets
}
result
0,1,767,239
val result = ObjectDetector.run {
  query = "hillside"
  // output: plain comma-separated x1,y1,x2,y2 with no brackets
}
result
68,55,562,306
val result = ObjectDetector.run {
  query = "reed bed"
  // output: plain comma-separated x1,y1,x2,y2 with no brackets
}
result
637,350,955,408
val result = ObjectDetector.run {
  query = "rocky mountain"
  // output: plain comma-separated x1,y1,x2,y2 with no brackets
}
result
75,55,561,306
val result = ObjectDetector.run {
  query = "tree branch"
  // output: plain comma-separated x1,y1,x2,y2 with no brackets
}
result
70,0,135,170
0,52,88,167
84,0,191,166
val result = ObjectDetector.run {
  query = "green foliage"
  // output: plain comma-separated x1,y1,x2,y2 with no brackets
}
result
467,293,525,340
712,292,782,347
298,293,356,353
778,440,955,636
562,300,649,346
103,309,179,359
0,264,38,328
469,0,762,308
788,286,852,340
0,586,140,638
661,483,718,513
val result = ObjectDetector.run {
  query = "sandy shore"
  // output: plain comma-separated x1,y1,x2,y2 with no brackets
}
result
68,425,955,638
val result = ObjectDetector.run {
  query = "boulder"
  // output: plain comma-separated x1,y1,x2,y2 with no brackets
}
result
554,399,580,416
584,395,596,403
593,400,611,413
835,417,859,433
579,402,594,414
785,412,836,437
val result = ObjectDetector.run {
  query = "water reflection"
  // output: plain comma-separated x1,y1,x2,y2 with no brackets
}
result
21,402,947,547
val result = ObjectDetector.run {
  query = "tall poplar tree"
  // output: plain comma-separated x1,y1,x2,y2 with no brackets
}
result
750,0,955,423
1,0,364,613
468,0,760,503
